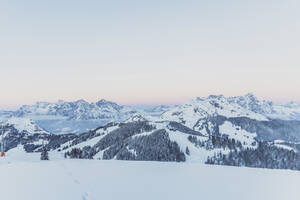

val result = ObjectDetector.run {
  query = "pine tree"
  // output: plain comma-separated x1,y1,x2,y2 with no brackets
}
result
41,148,49,160
186,147,190,155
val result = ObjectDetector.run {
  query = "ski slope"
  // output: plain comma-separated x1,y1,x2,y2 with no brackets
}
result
1,149,300,200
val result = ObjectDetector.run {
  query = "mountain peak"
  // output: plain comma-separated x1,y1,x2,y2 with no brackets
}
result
244,93,256,99
208,94,225,100
2,117,50,135
96,99,111,104
96,99,122,110
125,113,148,123
74,99,88,104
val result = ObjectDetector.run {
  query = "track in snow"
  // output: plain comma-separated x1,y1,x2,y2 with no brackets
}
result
1,158,300,200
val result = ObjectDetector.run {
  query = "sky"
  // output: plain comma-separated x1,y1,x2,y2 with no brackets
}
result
0,0,300,109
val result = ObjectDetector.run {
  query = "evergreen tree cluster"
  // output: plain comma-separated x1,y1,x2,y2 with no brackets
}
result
188,135,243,151
94,121,155,152
103,129,186,162
206,141,300,170
64,146,95,159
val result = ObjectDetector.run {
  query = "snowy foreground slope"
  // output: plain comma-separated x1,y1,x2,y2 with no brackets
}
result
1,151,300,200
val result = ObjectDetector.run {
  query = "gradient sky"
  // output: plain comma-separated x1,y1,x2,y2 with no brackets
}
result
1,0,300,109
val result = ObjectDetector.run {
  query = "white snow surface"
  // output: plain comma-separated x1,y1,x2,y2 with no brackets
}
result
59,125,120,152
219,121,257,148
0,148,300,200
273,140,295,151
167,129,219,162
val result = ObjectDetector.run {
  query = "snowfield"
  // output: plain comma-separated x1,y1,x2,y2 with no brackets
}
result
1,150,300,200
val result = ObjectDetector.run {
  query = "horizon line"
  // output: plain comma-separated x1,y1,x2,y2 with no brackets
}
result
1,93,300,110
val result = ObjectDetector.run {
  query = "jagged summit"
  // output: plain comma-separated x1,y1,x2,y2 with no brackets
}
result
13,99,136,121
74,99,89,104
162,93,300,128
96,99,123,111
162,94,269,128
1,94,300,172
8,93,300,123
96,99,115,105
1,93,300,135
124,113,149,123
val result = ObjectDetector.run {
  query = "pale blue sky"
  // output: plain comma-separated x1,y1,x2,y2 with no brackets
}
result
1,0,300,109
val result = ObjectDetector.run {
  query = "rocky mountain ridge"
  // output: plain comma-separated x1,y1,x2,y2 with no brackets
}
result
1,110,300,171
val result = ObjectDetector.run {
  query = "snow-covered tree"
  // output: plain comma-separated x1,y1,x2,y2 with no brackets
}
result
41,148,49,160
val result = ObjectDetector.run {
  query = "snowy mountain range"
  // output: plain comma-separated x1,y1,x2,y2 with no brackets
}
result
1,93,300,171
6,99,140,134
0,93,300,134
161,93,300,126
14,99,137,121
1,113,300,170
7,93,300,123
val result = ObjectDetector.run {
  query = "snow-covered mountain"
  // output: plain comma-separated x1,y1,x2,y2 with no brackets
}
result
14,99,137,121
2,110,300,171
0,110,13,122
125,104,176,118
161,93,300,129
1,93,300,135
1,117,50,135
7,99,175,134
228,93,300,120
161,94,268,129
0,117,78,153
0,118,52,153
10,99,140,134
44,117,300,170
11,94,300,123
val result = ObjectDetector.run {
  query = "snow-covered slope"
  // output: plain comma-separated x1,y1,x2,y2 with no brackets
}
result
0,118,55,153
1,114,300,172
1,157,300,200
53,117,300,170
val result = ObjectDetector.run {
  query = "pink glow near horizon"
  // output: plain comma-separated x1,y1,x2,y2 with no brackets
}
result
1,93,300,110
